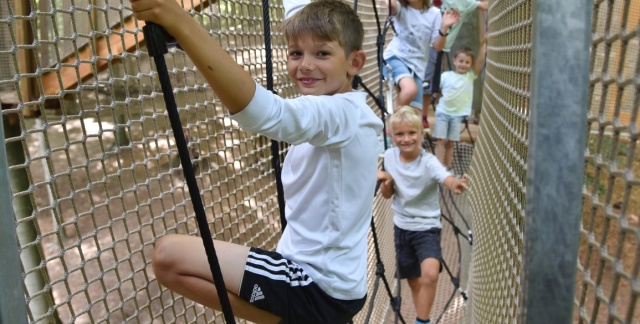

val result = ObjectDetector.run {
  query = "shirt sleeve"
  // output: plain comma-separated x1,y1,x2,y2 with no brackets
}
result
230,82,362,147
284,0,311,19
427,155,451,183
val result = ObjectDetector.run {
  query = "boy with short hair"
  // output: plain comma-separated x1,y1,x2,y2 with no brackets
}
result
130,0,383,322
421,0,488,129
377,106,467,324
434,38,486,170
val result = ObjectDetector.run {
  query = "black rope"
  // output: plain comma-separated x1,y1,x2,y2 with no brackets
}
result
142,23,236,323
357,0,408,322
260,0,287,231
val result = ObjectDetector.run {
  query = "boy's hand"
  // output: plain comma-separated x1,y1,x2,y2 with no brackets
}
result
130,0,188,27
451,174,469,195
377,170,393,187
444,174,468,195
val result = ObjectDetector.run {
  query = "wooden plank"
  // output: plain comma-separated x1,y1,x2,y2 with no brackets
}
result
40,0,212,96
15,0,39,116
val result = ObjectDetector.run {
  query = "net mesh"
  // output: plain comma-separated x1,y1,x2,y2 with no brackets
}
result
4,0,638,322
576,0,640,322
0,0,415,322
467,0,531,322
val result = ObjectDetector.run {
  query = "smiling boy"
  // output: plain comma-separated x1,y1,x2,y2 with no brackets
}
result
377,106,467,324
130,0,383,323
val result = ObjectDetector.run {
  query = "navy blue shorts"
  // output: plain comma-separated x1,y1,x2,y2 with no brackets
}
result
239,247,366,324
394,226,442,279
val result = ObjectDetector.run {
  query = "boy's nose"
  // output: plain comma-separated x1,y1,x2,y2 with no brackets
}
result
300,57,314,71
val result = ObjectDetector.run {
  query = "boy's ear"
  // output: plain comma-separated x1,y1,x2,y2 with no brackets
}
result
347,50,366,77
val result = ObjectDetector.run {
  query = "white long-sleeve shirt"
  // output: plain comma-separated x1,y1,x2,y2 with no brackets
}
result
231,82,383,299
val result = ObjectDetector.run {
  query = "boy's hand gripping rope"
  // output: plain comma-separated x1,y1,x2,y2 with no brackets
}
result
142,22,236,324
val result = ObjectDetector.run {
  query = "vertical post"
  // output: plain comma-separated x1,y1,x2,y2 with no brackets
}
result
521,0,591,322
0,114,29,323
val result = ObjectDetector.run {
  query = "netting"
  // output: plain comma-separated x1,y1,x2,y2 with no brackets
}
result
5,0,637,322
0,0,461,322
577,0,640,322
468,0,639,323
467,0,531,322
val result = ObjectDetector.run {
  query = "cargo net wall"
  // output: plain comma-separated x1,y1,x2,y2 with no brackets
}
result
577,0,639,323
468,0,640,323
0,0,397,322
467,0,531,322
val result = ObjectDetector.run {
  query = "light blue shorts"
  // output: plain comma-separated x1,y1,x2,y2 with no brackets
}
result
382,56,423,109
434,110,464,141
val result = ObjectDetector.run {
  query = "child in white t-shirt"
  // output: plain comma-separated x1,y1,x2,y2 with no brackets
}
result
378,106,468,324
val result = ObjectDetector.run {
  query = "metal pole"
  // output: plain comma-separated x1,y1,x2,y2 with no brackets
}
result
0,114,29,324
521,0,591,322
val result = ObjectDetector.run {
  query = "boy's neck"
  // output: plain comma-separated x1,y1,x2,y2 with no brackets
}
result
399,150,421,163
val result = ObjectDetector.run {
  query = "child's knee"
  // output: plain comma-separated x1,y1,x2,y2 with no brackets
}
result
399,78,418,97
152,235,180,274
420,262,440,285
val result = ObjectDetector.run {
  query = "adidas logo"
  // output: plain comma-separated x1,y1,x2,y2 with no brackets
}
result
249,284,265,303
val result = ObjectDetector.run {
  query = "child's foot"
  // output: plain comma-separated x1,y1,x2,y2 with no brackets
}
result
422,115,430,130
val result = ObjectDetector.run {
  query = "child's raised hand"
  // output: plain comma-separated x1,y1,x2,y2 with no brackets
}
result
442,9,461,29
130,0,188,27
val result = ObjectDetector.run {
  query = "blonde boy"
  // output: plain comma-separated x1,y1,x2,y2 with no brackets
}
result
377,106,467,324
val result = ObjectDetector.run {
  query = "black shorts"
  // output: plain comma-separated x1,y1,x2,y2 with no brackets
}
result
394,226,442,279
239,247,366,324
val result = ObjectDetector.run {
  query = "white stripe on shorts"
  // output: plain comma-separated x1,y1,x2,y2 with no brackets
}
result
245,251,314,286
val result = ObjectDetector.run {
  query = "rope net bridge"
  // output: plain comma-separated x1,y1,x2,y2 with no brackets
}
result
0,0,638,323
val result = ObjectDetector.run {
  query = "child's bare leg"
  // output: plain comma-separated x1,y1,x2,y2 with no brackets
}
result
422,94,431,117
435,139,447,166
407,258,440,320
444,140,455,169
152,234,281,323
396,77,418,107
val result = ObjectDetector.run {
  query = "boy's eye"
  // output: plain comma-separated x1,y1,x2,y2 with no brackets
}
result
288,51,302,58
317,51,331,57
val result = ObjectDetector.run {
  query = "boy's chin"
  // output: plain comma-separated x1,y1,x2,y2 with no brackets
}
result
398,145,421,154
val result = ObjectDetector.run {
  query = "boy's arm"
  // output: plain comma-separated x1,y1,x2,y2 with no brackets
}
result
432,9,460,51
131,0,255,114
377,170,395,199
473,36,487,76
